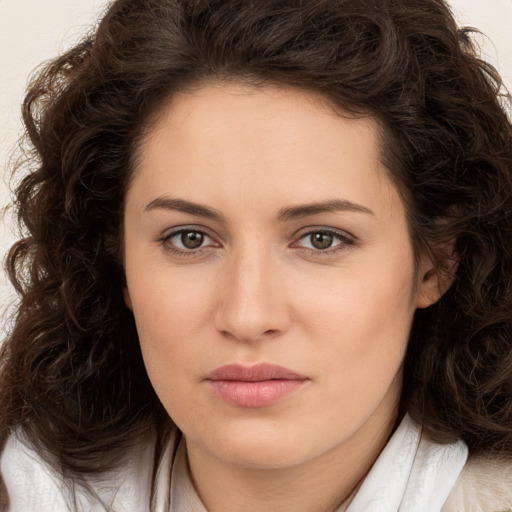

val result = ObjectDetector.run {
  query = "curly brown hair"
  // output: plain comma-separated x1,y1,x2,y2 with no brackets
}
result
1,0,512,507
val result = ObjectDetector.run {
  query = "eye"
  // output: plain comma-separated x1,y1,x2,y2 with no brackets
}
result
160,228,217,253
176,230,206,249
293,229,353,253
306,232,336,250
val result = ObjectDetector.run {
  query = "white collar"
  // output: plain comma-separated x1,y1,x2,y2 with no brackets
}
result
346,414,468,512
161,415,468,512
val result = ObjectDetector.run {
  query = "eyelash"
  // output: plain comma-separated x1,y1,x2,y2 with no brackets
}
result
158,227,354,257
292,228,354,256
158,227,219,258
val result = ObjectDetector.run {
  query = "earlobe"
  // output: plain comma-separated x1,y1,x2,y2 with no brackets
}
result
123,287,133,311
416,265,442,309
416,250,458,309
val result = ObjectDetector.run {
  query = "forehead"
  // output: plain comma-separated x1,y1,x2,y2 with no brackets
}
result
131,82,403,220
145,82,379,155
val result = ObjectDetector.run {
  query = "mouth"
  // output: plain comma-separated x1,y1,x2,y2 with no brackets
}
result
205,363,310,408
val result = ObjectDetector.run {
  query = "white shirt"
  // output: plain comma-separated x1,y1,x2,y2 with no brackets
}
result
1,415,468,512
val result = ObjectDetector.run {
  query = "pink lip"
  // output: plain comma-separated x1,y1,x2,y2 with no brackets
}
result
206,363,309,408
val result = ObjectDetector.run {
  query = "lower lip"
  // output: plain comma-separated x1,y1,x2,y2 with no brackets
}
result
207,379,307,408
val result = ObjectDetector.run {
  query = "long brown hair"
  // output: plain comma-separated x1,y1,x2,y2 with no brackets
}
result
2,0,512,508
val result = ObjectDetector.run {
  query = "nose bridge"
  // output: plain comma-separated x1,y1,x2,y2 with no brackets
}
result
215,239,287,341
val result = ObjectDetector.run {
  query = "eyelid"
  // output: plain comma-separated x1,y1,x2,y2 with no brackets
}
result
159,224,217,239
158,225,222,254
290,226,355,253
293,225,355,241
156,224,355,257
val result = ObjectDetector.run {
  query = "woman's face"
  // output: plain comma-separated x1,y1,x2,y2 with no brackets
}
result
123,83,435,471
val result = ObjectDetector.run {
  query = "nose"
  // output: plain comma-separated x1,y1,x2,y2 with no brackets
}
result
214,245,291,342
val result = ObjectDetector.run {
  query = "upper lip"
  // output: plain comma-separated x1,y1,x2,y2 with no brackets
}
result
206,363,309,382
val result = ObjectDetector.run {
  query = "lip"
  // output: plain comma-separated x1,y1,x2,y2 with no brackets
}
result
206,363,310,408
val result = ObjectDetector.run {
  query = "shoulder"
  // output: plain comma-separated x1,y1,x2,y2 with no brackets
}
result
442,454,512,512
1,430,156,512
1,430,70,511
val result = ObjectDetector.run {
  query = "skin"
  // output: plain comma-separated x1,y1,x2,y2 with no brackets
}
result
123,83,440,512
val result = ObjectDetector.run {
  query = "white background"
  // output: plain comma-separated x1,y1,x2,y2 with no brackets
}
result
1,0,512,334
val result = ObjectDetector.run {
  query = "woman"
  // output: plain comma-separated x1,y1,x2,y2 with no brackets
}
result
1,0,511,510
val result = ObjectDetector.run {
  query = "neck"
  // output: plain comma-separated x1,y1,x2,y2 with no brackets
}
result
185,406,399,512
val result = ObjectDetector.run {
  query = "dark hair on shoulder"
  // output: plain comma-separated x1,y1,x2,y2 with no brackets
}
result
1,0,511,494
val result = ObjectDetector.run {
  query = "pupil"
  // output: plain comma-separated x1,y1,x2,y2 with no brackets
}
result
182,231,204,249
311,232,333,250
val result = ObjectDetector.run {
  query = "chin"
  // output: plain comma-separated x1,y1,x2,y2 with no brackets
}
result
192,418,331,470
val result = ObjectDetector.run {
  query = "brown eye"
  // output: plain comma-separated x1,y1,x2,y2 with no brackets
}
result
162,229,214,253
294,228,353,254
310,232,334,250
180,231,204,249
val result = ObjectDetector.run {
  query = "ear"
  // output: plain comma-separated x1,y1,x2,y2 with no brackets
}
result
123,286,133,311
416,243,458,309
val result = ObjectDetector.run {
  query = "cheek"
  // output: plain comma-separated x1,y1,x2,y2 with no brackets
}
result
292,249,417,380
128,262,214,332
296,278,413,428
126,267,217,385
299,260,415,332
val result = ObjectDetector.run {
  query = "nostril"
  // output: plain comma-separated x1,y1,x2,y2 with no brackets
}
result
218,327,280,341
213,267,291,341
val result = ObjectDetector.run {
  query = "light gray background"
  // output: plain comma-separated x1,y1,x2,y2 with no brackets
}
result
1,0,512,334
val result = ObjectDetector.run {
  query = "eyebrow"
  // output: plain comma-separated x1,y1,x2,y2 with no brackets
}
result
278,199,374,221
145,197,225,222
145,197,373,221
